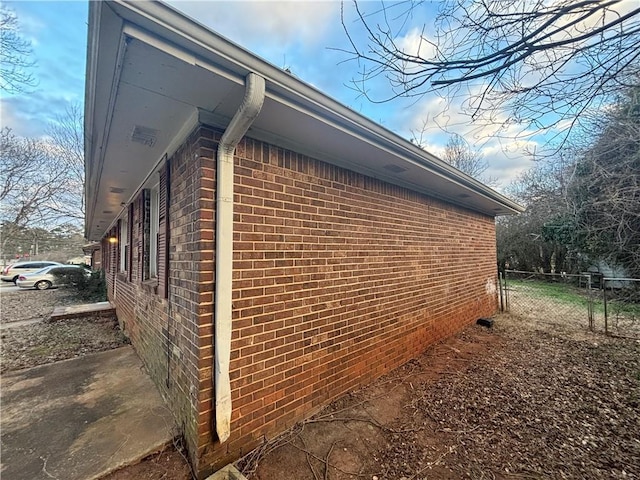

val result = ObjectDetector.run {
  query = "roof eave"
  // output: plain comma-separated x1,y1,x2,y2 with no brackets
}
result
102,1,523,215
87,0,524,231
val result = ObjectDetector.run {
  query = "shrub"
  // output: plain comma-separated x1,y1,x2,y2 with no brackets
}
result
54,268,107,303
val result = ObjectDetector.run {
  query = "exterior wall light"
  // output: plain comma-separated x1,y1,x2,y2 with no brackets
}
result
108,237,118,244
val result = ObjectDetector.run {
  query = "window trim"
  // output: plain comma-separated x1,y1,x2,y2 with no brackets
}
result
149,182,159,278
134,160,168,291
119,214,129,273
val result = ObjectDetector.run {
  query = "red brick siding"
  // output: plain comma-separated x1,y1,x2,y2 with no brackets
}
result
163,126,217,468
195,128,498,475
103,127,218,471
103,124,498,478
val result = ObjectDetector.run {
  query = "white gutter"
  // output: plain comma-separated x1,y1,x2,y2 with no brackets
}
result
214,72,265,443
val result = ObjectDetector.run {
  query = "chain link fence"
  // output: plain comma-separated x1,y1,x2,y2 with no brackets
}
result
500,270,640,339
595,278,640,338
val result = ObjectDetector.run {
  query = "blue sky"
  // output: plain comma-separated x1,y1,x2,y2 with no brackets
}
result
2,1,87,137
1,0,543,188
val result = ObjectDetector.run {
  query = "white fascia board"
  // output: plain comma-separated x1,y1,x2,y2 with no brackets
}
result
262,87,523,214
85,2,128,240
198,110,505,216
258,92,521,213
84,3,103,239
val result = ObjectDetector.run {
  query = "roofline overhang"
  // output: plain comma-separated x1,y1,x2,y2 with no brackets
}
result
85,0,523,238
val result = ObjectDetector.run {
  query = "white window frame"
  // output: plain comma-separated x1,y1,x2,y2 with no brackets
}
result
119,214,129,272
149,183,159,278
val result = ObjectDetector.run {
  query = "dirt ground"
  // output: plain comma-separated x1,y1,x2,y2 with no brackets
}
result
3,287,638,479
99,446,193,480
104,307,639,480
238,313,639,480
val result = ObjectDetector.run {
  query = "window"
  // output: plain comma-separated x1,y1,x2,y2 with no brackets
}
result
120,215,129,272
140,162,167,291
149,183,159,278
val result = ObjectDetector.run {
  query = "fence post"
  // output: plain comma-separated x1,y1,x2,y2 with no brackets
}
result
587,275,593,331
603,280,609,335
498,271,504,312
504,271,509,312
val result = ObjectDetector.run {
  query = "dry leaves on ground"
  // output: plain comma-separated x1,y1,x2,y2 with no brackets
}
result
0,316,129,373
99,447,193,480
386,316,640,479
241,312,640,480
1,287,128,373
0,288,78,323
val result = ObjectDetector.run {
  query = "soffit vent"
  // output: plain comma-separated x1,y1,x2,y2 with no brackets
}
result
109,187,125,194
131,125,159,147
383,164,407,174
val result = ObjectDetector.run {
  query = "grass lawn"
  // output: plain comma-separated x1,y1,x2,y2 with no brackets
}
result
506,278,593,306
506,278,640,316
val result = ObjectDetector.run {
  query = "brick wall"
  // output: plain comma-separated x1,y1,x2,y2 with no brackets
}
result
164,126,217,468
194,127,499,476
103,124,498,478
103,126,218,471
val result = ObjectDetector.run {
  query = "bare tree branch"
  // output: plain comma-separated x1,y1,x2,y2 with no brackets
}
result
0,6,37,94
0,128,70,251
341,0,640,141
411,126,499,186
46,104,85,221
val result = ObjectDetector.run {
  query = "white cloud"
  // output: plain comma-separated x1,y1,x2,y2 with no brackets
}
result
546,0,638,37
480,140,537,191
0,98,47,138
397,90,540,189
395,27,436,61
166,1,341,51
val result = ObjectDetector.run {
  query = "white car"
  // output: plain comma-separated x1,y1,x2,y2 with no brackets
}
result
1,261,63,284
16,265,89,290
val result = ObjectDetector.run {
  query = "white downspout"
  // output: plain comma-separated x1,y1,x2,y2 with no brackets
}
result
214,72,265,443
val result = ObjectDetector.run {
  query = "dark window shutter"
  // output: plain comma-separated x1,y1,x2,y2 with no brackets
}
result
116,219,121,273
142,189,150,280
128,203,134,282
102,239,107,273
158,161,170,298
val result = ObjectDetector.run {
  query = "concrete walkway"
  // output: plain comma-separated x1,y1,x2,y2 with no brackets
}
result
0,300,116,331
1,346,175,480
50,301,115,320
